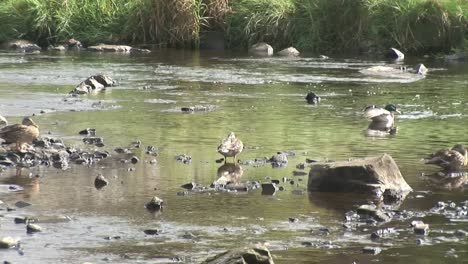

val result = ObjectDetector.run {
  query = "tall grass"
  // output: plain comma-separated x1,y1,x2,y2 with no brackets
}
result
0,0,466,53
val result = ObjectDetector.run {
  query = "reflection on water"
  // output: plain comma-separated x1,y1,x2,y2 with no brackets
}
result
0,49,467,263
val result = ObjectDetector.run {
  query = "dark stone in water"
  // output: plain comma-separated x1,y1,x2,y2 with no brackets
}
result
362,246,381,255
78,128,96,135
14,217,38,224
94,174,109,189
305,91,321,104
83,137,104,145
181,105,216,113
175,154,192,164
145,196,163,211
306,158,318,163
296,163,306,170
261,183,278,195
301,241,313,247
181,182,198,190
383,189,405,204
271,179,280,184
202,245,274,264
288,217,299,223
144,229,160,235
115,147,131,154
131,156,139,164
215,158,224,163
269,153,288,168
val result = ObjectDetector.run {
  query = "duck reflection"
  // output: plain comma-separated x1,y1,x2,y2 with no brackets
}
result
213,163,243,186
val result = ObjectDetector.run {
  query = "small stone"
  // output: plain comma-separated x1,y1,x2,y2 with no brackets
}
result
14,217,38,224
288,217,299,223
145,196,163,211
362,246,381,255
181,182,197,190
143,229,160,235
149,159,157,164
78,128,96,135
261,183,278,195
94,174,109,189
271,179,280,184
130,156,139,164
26,223,42,233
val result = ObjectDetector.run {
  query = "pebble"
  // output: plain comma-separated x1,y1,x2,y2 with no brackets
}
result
130,156,139,164
94,174,109,189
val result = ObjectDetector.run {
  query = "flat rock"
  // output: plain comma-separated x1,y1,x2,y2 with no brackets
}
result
308,154,412,196
202,245,274,264
87,44,132,52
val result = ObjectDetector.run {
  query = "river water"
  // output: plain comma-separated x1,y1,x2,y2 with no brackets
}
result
0,49,467,263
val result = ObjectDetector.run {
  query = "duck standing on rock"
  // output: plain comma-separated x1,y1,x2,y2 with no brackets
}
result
424,144,467,172
217,132,243,163
363,104,400,133
0,117,39,152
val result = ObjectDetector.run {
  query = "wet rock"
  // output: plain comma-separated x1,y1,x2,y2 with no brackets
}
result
383,189,406,204
130,156,139,164
26,223,42,233
356,204,392,222
305,91,321,104
181,182,198,190
131,48,151,53
181,105,216,113
308,154,412,197
67,38,83,50
249,42,273,56
261,183,278,195
202,245,274,264
362,246,382,255
79,128,96,136
146,145,158,155
0,237,19,249
87,44,132,52
5,39,41,52
83,137,104,146
455,230,467,237
271,179,280,184
71,74,116,94
288,217,299,223
143,229,160,235
145,196,163,211
269,153,288,168
14,217,38,224
94,174,109,189
387,47,405,61
370,227,397,239
278,47,300,57
306,158,318,163
413,222,429,235
296,163,306,170
48,45,66,51
15,201,32,208
175,154,192,164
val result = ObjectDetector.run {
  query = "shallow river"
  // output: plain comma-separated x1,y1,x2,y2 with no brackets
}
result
0,49,467,263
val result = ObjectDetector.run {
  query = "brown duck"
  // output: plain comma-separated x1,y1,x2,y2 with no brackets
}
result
0,117,39,152
217,132,243,163
424,144,467,172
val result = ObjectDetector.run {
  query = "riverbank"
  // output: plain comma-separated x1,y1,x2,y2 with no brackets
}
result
0,0,467,54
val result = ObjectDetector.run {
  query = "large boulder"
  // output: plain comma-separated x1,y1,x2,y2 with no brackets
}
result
202,245,274,264
277,47,300,57
249,42,273,56
308,154,412,196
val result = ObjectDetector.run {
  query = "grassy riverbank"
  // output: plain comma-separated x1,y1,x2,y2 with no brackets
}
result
0,0,466,54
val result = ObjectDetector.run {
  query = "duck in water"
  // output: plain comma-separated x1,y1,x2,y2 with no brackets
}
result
364,104,400,134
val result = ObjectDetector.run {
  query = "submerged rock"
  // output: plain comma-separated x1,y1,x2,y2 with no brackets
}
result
175,154,192,164
261,183,279,195
308,154,412,198
362,246,382,255
5,39,41,53
269,153,288,168
202,245,274,264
